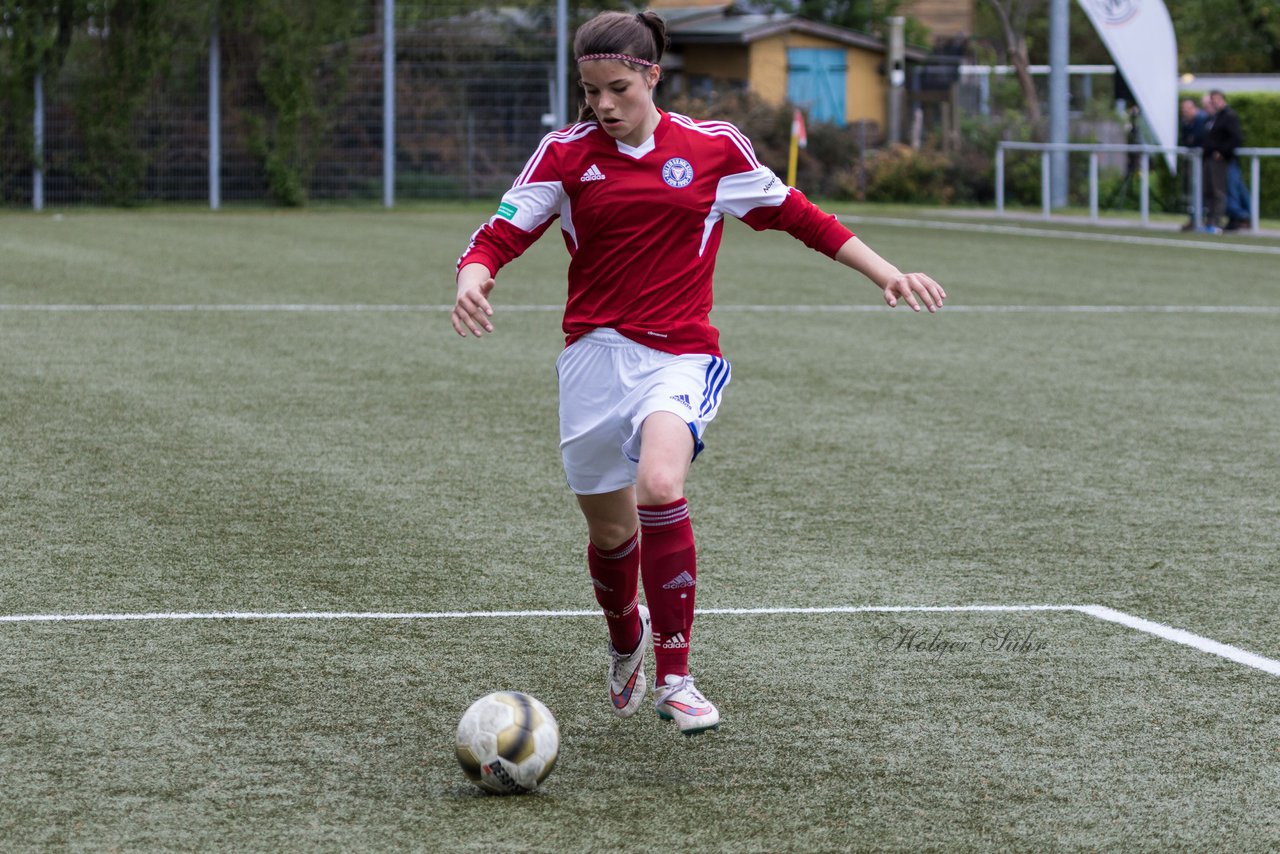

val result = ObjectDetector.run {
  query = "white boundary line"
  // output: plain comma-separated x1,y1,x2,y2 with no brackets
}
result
3,304,1279,315
3,604,1276,677
1077,605,1280,677
837,215,1280,255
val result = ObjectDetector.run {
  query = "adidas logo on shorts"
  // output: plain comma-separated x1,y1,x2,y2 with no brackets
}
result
670,393,692,409
580,164,606,182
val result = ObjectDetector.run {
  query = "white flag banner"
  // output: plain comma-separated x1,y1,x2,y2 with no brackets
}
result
1076,0,1179,171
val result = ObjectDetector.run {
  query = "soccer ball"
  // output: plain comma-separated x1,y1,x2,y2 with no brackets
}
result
454,691,559,794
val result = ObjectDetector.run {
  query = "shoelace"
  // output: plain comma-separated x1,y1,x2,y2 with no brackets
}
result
661,676,704,702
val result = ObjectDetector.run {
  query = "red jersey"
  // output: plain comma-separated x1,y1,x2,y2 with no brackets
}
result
456,110,854,356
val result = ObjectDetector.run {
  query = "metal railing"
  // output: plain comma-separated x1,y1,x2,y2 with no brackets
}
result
996,141,1280,231
1238,148,1280,229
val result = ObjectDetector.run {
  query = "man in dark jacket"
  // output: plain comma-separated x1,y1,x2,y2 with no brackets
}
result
1178,98,1209,231
1203,90,1243,233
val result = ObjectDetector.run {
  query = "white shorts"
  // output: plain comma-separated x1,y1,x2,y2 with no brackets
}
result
555,328,731,495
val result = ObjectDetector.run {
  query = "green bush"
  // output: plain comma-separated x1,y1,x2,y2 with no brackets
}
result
1229,92,1280,218
851,144,957,204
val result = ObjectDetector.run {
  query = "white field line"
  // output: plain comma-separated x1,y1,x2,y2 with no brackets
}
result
3,303,1279,315
717,305,1280,314
0,604,1076,623
1077,605,1280,677
838,215,1280,255
2,603,1276,677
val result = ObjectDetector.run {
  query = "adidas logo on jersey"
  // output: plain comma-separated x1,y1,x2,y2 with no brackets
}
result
670,394,691,409
662,571,695,590
580,164,606,182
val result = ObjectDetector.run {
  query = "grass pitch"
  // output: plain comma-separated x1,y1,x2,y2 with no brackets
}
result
1,205,1278,852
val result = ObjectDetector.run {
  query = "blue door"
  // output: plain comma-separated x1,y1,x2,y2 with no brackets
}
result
787,48,847,127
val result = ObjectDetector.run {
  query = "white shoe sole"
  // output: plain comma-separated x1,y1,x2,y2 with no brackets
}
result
656,707,721,735
608,605,651,718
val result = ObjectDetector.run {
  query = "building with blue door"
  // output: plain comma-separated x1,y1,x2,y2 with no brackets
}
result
650,2,928,132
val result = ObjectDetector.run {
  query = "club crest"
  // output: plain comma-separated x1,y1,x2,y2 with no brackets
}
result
662,157,694,188
1085,0,1140,25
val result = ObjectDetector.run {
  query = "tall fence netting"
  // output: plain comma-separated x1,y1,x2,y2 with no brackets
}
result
0,3,574,207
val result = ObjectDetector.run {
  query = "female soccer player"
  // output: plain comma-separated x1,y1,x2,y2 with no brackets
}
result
452,10,945,735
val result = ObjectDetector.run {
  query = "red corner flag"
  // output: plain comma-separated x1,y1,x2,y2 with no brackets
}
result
791,107,807,149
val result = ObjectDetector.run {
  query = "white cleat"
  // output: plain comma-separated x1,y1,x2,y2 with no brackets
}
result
654,674,720,735
607,604,651,717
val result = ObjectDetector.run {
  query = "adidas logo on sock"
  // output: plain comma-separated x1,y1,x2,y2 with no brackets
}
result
662,571,695,590
670,393,691,409
658,631,689,650
592,577,613,592
580,164,606,182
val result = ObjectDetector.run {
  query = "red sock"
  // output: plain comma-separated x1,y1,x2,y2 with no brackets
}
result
638,499,696,684
587,532,642,652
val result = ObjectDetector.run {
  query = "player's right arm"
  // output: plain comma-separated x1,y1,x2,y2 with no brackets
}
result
453,126,589,338
452,262,496,337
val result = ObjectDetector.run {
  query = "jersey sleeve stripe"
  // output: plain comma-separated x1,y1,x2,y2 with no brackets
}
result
697,122,761,168
669,113,757,156
668,114,761,169
514,123,599,186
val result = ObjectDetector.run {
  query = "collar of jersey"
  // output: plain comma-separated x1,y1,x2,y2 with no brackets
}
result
613,110,671,160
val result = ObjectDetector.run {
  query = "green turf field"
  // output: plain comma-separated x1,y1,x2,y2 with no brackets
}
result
2,206,1278,851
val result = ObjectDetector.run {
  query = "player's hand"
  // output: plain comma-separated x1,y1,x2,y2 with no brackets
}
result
883,272,946,313
452,267,496,337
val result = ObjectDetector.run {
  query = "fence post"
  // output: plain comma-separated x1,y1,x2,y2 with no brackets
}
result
33,72,45,212
1191,149,1203,230
383,0,395,208
209,21,221,210
995,145,1004,214
1250,156,1260,230
1041,151,1051,219
1139,153,1149,225
556,0,569,127
1089,152,1098,222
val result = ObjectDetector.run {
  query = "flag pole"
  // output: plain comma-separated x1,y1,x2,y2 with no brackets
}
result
787,108,805,188
787,128,799,188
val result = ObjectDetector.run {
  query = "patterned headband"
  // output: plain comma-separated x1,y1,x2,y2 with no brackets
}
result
576,53,657,68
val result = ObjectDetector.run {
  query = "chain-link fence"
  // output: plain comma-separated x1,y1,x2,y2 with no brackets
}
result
0,2,577,208
5,3,1183,213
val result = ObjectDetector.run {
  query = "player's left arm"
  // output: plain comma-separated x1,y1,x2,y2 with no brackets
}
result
732,182,946,313
711,129,944,312
833,235,946,313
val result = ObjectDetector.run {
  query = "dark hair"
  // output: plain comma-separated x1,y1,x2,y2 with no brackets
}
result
574,11,668,65
573,11,668,122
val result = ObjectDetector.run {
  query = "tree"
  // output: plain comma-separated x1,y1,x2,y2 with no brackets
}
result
793,0,930,43
981,0,1046,127
0,1,91,164
1167,0,1280,72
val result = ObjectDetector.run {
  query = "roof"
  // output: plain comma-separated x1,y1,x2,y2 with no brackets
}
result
665,10,929,61
649,5,736,27
1179,74,1280,95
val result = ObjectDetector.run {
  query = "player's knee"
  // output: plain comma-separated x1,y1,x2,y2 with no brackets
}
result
587,519,637,551
636,469,685,506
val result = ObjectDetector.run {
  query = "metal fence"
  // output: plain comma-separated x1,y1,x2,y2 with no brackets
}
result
996,140,1280,229
2,2,577,208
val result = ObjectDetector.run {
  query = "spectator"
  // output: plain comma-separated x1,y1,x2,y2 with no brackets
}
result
1224,103,1252,231
1202,89,1243,233
1178,97,1207,231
